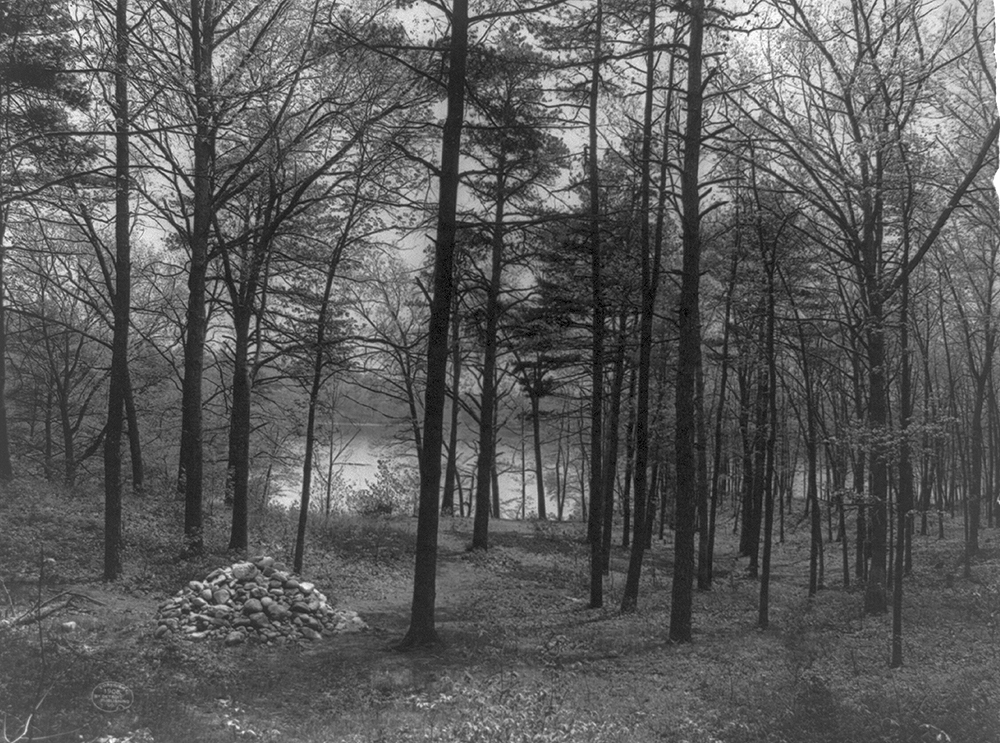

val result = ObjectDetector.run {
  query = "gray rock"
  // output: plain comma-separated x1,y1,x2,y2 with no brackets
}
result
213,589,231,605
298,582,314,595
299,627,322,641
248,612,270,629
154,624,170,639
231,562,258,581
242,598,263,615
224,631,245,647
304,615,322,631
265,603,290,621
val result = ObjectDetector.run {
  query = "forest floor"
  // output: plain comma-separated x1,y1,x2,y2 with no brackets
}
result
1,478,999,743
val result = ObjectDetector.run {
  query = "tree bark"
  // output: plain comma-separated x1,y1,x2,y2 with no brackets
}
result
708,246,739,585
601,311,628,574
442,309,461,516
669,0,705,643
399,0,468,649
124,367,143,492
586,0,605,610
531,390,546,519
104,0,130,581
178,0,215,556
472,168,508,550
620,0,659,613
227,306,252,551
863,291,889,615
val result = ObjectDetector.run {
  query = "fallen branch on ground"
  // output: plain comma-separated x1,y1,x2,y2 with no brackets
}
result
0,592,105,629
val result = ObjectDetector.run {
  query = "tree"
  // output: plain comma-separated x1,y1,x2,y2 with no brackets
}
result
103,0,130,580
175,0,213,555
287,121,418,570
0,0,93,482
621,0,668,614
212,3,419,553
398,0,470,649
462,34,567,549
733,0,999,616
669,0,707,644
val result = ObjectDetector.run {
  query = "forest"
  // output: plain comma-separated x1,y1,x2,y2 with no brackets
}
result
1,0,999,738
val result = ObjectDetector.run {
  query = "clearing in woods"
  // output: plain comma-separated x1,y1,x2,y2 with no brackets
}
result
0,478,998,743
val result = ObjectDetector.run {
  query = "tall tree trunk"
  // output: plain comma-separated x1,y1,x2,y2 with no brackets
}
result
621,0,660,612
294,200,359,571
399,0,468,649
104,0,130,580
472,173,507,550
57,352,76,486
531,390,546,519
788,282,821,597
442,309,461,516
695,353,711,588
852,370,868,582
586,0,605,609
669,0,705,643
124,368,143,492
709,246,739,582
737,368,755,552
864,291,889,615
602,311,628,574
621,362,637,548
757,228,777,628
178,0,214,555
747,329,768,579
227,307,252,551
891,231,914,668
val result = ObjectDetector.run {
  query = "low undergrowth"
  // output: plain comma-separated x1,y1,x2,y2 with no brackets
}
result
1,477,998,743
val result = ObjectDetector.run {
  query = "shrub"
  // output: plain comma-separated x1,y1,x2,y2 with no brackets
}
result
349,459,417,516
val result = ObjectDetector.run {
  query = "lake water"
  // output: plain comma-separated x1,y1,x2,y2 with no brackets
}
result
270,423,585,520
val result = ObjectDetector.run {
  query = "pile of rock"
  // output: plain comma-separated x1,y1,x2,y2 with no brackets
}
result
153,556,366,646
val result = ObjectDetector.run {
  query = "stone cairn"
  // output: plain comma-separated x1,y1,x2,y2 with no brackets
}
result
154,556,366,646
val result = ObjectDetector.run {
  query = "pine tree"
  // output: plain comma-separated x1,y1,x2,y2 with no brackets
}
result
0,0,94,482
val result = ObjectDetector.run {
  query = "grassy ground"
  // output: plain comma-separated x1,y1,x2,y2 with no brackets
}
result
1,477,998,743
